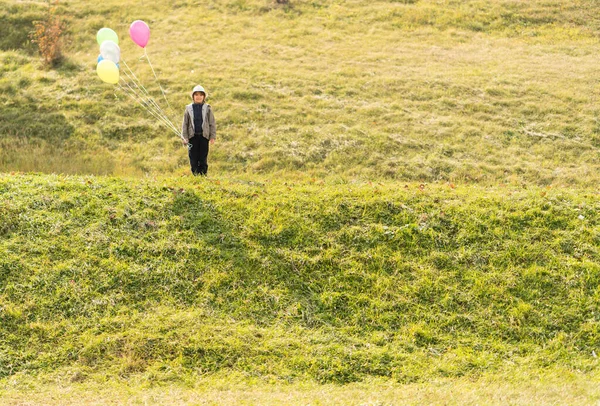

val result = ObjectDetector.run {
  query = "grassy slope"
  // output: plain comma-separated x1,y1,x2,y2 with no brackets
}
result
1,0,600,184
0,173,599,402
2,0,600,403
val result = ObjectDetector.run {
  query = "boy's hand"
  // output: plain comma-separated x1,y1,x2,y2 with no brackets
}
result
210,139,215,144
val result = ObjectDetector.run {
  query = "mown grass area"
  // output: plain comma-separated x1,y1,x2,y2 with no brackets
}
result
0,173,599,403
1,0,600,183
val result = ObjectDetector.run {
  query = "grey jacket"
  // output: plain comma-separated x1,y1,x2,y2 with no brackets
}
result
181,103,216,143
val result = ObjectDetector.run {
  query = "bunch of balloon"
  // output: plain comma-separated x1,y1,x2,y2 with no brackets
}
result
124,20,180,136
130,21,174,113
94,22,182,139
96,28,120,84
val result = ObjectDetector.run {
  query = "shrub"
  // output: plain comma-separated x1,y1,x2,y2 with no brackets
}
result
29,0,64,68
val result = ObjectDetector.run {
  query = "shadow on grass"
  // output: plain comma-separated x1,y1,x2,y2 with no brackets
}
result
0,4,43,53
0,102,74,141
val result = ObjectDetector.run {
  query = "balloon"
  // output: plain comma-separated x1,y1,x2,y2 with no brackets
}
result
97,55,119,68
100,40,120,63
96,28,119,46
97,60,119,84
129,20,150,48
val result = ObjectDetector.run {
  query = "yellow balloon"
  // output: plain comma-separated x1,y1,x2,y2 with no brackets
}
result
96,60,119,84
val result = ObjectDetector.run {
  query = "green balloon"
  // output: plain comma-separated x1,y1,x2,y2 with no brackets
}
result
96,28,118,46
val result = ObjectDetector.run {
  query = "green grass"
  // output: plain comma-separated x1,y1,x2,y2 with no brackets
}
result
2,0,600,402
1,173,599,402
1,0,600,183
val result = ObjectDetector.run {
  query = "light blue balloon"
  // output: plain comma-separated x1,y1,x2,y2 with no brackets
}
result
97,55,118,68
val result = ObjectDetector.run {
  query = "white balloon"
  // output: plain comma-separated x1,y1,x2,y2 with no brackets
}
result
100,40,120,64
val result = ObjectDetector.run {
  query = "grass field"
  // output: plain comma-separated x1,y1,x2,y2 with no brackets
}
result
2,0,600,183
1,173,599,403
1,0,600,403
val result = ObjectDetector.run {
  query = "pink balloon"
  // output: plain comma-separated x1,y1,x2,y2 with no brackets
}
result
129,20,150,48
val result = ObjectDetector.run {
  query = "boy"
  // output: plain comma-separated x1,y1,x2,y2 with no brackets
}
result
181,85,216,175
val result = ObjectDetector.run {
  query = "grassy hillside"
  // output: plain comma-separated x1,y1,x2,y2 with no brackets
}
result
1,0,600,184
2,0,600,403
1,173,599,401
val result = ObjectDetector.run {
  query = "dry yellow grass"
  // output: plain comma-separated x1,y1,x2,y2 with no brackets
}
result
2,370,599,405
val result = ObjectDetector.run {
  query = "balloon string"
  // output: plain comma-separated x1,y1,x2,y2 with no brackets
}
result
122,70,175,130
143,47,174,114
121,59,171,119
120,59,179,131
117,83,187,149
118,80,181,137
119,77,179,135
118,86,179,137
121,58,173,125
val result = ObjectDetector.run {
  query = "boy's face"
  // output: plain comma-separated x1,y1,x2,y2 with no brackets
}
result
193,92,205,103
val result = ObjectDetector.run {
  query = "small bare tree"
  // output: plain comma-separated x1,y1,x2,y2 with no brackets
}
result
30,0,64,68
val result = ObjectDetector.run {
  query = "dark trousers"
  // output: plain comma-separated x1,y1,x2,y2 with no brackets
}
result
188,135,209,175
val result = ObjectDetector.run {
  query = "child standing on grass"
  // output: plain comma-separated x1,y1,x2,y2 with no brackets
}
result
181,85,216,176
